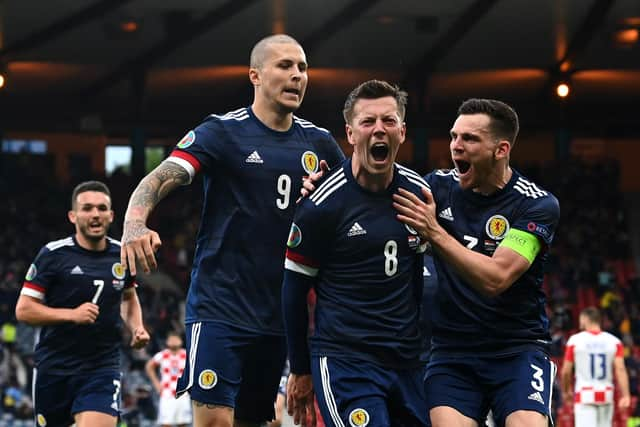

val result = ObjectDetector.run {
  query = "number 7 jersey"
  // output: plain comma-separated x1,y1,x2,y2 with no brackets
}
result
20,236,135,374
168,107,344,333
425,168,560,356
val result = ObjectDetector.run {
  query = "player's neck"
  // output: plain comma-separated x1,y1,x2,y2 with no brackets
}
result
474,165,512,195
75,232,107,251
352,161,393,192
252,101,293,131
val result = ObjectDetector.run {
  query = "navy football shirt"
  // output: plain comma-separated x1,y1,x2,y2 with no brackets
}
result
21,236,135,374
285,159,428,368
425,168,560,357
168,107,344,333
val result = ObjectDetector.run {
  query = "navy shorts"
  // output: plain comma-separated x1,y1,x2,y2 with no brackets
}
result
425,350,556,426
33,368,121,427
177,321,287,423
311,356,428,427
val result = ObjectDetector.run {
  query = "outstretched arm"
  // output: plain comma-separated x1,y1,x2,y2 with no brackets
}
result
121,159,191,275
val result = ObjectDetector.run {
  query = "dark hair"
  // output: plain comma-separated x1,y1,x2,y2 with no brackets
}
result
71,180,111,209
343,80,408,124
580,306,601,325
458,98,519,146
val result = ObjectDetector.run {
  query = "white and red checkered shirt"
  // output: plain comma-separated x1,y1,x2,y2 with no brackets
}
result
564,330,623,404
152,349,187,398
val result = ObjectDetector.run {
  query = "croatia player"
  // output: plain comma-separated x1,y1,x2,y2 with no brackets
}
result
561,307,631,427
15,181,150,427
283,80,429,427
394,99,560,427
120,34,344,427
145,332,191,427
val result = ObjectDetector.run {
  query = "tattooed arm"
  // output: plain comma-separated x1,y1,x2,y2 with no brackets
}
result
121,159,191,275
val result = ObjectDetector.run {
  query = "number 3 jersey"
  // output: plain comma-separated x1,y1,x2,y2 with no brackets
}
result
564,330,623,404
285,159,428,367
168,107,344,334
20,236,135,374
425,168,560,357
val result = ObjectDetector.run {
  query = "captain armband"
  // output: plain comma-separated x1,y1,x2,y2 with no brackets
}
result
498,228,541,264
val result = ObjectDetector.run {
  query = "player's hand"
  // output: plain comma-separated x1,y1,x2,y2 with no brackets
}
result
71,302,100,324
619,395,631,410
121,219,162,276
562,392,573,406
130,326,150,349
393,187,439,241
298,160,330,202
286,373,316,427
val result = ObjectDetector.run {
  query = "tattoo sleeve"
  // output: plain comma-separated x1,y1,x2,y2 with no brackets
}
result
125,160,191,222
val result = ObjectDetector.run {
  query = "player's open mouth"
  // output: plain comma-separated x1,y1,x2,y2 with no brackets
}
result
283,88,300,96
371,143,389,161
455,160,471,174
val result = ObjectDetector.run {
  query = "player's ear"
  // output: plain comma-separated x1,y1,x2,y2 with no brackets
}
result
249,67,260,86
68,210,77,225
345,124,356,147
494,139,510,160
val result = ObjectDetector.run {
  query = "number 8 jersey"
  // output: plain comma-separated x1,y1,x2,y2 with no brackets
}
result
284,159,428,367
169,107,344,333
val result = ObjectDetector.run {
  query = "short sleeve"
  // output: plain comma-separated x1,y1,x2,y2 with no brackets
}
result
21,247,56,300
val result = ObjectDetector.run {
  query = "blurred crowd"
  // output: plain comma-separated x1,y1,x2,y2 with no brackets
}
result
1,152,639,426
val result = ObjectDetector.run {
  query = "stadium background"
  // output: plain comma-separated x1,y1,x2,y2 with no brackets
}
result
1,0,640,426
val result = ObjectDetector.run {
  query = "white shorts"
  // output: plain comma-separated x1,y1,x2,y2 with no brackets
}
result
574,403,613,427
157,393,192,426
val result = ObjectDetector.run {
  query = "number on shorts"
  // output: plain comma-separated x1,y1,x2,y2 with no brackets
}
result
530,363,544,392
92,280,104,304
384,240,398,276
112,379,121,409
276,174,292,210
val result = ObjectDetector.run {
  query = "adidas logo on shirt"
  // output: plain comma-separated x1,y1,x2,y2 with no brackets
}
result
71,265,84,275
245,151,263,164
528,391,544,404
438,207,454,221
347,222,367,237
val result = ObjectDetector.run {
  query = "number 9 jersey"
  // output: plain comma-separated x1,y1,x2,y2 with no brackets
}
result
168,107,344,334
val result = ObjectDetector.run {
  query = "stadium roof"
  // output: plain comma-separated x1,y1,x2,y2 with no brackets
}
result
1,0,639,135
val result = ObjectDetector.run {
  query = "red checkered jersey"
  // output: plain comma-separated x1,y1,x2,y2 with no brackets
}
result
152,349,187,398
564,330,623,404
